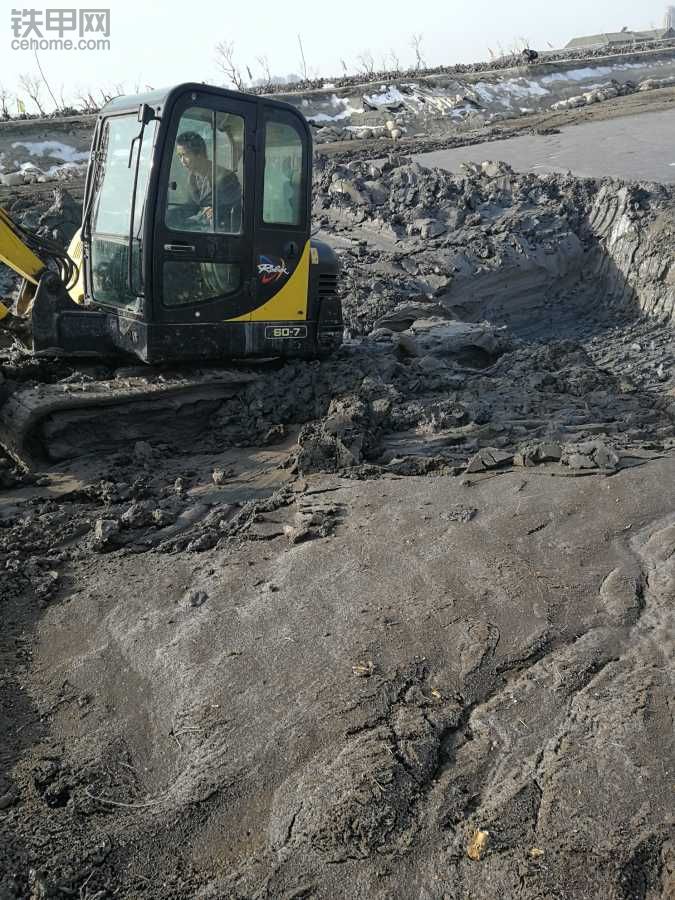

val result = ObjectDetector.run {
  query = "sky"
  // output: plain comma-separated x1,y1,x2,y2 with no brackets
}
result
1,0,674,111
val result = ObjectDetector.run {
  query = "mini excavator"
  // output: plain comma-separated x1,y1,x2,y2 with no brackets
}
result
0,82,342,362
0,83,343,464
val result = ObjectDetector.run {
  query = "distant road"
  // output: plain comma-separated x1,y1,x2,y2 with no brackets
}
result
415,108,675,183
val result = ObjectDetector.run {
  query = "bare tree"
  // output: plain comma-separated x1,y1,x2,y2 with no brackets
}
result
33,50,60,111
75,86,98,112
356,50,375,76
257,55,272,89
340,59,348,74
18,73,46,115
388,48,401,70
0,83,12,119
410,33,426,69
98,83,124,105
297,34,308,80
215,40,246,91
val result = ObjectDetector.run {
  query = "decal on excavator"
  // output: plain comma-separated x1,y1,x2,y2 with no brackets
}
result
257,255,290,285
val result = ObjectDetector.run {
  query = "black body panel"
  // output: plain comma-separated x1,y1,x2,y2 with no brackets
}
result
31,265,342,363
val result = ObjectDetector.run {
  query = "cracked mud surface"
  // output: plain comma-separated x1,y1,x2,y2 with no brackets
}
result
1,149,675,896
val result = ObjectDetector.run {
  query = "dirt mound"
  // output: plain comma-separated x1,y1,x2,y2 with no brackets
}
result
314,157,674,336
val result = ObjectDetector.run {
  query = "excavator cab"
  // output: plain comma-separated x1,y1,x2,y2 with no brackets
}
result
17,83,343,363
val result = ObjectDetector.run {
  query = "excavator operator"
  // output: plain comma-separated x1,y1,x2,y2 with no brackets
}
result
175,131,242,232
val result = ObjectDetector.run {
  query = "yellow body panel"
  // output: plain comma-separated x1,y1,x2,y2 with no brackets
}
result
0,208,45,284
228,241,310,322
67,229,85,304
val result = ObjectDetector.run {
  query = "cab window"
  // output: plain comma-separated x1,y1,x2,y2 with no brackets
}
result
262,115,305,226
165,107,244,235
90,114,156,307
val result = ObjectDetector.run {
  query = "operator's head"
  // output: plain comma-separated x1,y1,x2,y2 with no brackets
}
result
176,131,208,171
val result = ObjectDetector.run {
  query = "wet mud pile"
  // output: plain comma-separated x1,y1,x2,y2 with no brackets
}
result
2,160,675,477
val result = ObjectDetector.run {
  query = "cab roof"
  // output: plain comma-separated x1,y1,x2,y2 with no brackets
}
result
99,82,300,119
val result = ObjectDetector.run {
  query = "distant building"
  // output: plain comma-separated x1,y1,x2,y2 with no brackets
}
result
666,6,675,29
565,27,675,52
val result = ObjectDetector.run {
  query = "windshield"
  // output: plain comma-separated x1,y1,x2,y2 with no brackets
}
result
90,114,156,307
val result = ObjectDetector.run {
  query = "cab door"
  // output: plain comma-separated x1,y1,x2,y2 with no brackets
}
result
249,103,312,323
152,89,257,323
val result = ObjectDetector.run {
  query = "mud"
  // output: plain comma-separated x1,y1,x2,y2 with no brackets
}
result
1,149,675,897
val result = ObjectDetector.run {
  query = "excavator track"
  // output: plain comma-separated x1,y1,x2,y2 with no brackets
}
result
0,369,258,467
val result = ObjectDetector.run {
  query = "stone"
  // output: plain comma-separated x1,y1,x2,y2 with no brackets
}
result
395,319,510,361
1,172,24,187
480,160,513,179
567,453,596,470
514,441,563,467
328,178,371,206
465,447,513,473
593,444,620,470
412,218,447,239
187,589,208,607
212,467,228,485
120,502,152,528
93,518,119,547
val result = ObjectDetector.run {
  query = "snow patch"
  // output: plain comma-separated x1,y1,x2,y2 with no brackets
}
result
307,94,364,124
363,86,406,108
11,140,89,162
475,78,550,105
45,161,87,178
541,60,667,86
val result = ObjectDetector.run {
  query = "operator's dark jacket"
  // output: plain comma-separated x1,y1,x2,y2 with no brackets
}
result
188,168,242,232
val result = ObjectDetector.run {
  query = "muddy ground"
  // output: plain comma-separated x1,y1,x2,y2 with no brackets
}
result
1,115,675,899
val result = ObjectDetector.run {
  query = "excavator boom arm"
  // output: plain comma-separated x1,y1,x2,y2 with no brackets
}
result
0,208,46,285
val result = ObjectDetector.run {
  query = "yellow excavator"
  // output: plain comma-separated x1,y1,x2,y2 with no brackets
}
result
0,83,343,463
